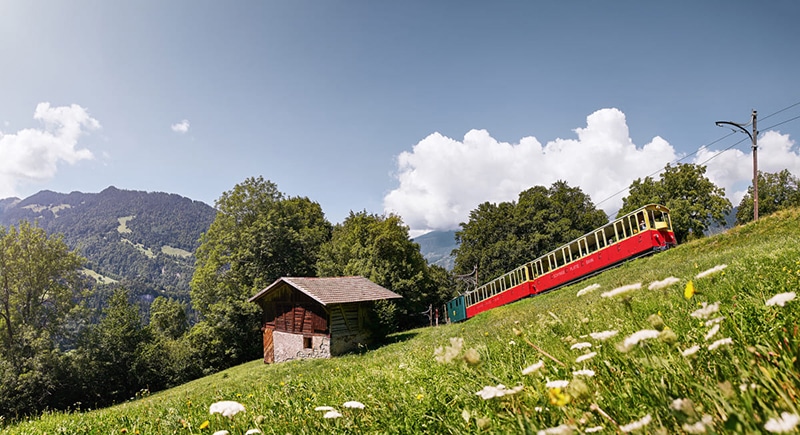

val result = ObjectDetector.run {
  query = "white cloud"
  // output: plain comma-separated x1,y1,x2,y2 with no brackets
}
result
171,119,190,133
385,108,800,233
700,130,800,205
384,108,676,232
0,103,98,198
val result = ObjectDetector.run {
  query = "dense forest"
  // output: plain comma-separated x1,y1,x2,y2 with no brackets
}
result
0,186,216,308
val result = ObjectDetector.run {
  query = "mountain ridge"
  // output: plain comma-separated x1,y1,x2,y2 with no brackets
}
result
0,186,217,304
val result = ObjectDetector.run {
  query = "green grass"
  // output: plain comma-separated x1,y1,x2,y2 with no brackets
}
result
161,245,194,258
4,209,800,434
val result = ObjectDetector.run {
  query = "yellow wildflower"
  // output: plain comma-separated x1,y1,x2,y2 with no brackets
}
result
684,281,695,299
199,420,210,430
548,387,571,406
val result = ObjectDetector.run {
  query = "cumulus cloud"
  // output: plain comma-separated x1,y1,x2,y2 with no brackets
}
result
701,130,800,205
0,103,98,197
171,119,190,133
384,108,675,232
385,108,800,233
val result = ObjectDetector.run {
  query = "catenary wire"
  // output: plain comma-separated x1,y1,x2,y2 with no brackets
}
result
594,99,800,217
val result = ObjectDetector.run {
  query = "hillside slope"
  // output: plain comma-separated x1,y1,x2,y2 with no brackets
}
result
6,208,799,434
0,186,216,302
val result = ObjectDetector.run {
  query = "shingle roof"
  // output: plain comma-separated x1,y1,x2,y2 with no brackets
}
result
249,276,402,306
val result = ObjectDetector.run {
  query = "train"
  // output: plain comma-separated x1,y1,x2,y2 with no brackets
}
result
445,204,677,322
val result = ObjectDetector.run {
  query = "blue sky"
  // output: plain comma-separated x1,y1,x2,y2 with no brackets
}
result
2,1,799,234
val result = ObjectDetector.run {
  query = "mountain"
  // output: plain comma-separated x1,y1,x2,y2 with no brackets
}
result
413,230,458,270
0,187,216,306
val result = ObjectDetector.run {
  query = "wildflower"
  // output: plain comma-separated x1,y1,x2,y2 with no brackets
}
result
739,383,757,391
314,406,336,411
567,378,590,400
572,369,595,377
682,415,713,434
764,412,800,433
343,401,365,409
576,352,597,363
434,337,464,363
537,424,576,435
416,393,424,400
571,342,592,350
705,316,724,326
618,329,660,352
323,410,343,419
647,313,665,331
199,421,210,429
209,401,246,417
589,330,618,341
707,337,733,351
464,348,480,365
684,281,696,299
585,426,604,433
620,414,652,432
245,430,262,435
659,328,678,345
696,264,727,279
509,340,516,346
649,276,679,290
682,345,700,357
766,292,796,307
548,387,571,406
690,302,720,319
546,380,569,389
212,431,229,435
601,283,641,298
671,398,693,413
704,324,720,341
522,360,545,375
577,283,601,297
474,384,524,400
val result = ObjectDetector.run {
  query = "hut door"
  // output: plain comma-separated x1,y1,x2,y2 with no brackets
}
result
263,326,274,364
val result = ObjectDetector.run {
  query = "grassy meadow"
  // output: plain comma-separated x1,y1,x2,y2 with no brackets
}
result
4,209,800,434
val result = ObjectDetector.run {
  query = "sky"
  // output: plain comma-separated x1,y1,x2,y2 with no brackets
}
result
2,1,799,236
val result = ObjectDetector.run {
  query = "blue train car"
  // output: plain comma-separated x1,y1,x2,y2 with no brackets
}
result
446,295,468,323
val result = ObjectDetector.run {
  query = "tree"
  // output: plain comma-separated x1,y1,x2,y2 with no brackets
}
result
77,288,149,405
736,169,800,224
0,221,84,363
316,211,438,330
149,296,188,339
453,181,607,284
619,163,732,243
189,177,332,370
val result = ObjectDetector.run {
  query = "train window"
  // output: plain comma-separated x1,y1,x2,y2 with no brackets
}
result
615,221,626,240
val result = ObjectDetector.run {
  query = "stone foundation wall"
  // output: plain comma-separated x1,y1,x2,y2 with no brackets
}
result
273,330,331,363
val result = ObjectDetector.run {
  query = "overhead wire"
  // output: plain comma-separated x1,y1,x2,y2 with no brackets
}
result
594,99,800,218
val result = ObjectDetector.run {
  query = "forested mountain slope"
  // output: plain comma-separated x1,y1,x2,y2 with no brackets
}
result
0,186,216,303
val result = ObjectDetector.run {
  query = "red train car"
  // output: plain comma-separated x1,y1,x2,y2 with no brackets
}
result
456,204,676,321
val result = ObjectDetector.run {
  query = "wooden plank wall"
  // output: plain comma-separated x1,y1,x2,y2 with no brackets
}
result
329,303,361,337
272,304,328,334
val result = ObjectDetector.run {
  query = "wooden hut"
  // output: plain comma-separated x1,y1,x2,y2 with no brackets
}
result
249,276,402,364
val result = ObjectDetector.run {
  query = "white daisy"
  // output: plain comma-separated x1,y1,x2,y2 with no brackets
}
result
766,292,796,307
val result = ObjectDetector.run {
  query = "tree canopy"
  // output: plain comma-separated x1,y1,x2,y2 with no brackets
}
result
189,176,332,371
315,211,446,330
619,163,732,243
0,221,84,417
190,176,332,314
453,181,608,285
736,169,800,224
